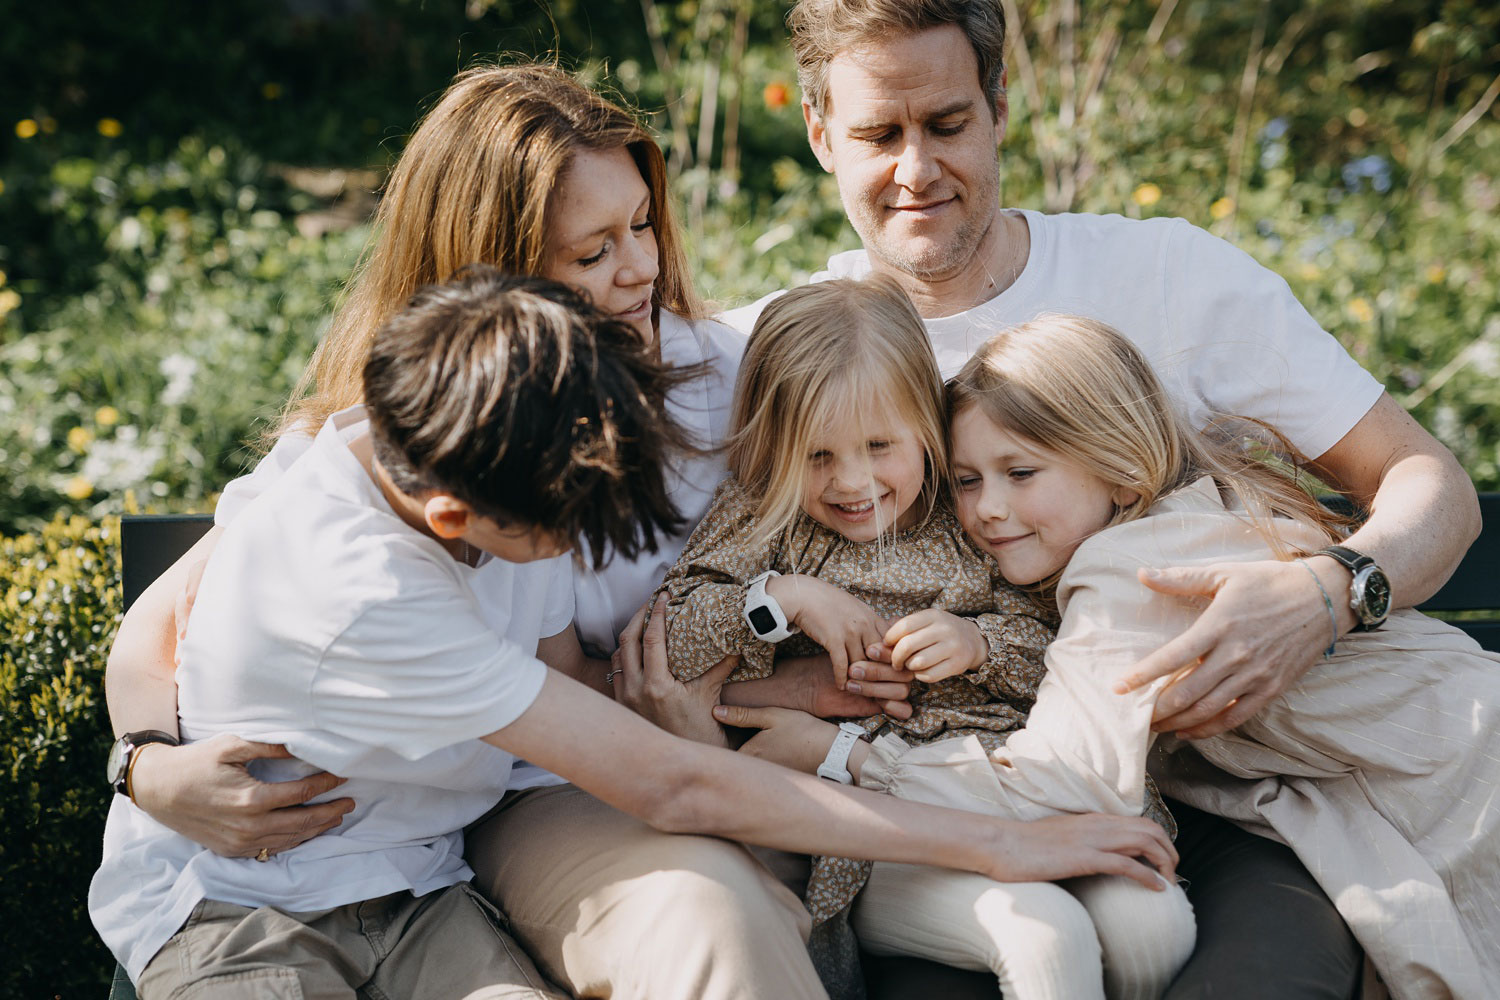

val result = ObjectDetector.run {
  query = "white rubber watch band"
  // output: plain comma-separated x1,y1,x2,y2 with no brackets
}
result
744,570,797,643
816,722,866,784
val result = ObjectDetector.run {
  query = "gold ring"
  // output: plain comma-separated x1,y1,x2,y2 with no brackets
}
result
255,847,271,863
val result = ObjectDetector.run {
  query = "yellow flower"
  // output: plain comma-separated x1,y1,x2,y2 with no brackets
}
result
1425,264,1446,284
97,118,123,137
261,82,283,100
95,405,120,427
1298,262,1322,281
1347,108,1368,128
64,477,94,501
1209,197,1235,220
67,426,94,453
0,288,20,318
1347,297,1375,324
1131,183,1162,207
15,119,38,139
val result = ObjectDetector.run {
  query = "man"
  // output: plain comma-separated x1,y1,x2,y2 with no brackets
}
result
724,1,1480,995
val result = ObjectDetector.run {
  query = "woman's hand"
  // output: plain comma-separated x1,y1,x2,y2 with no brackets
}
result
878,609,988,683
611,604,735,747
768,575,887,689
128,734,353,859
712,704,841,775
1115,556,1354,738
982,812,1179,890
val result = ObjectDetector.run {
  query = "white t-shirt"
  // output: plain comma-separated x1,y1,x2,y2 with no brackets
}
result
722,210,1384,459
571,311,745,655
90,407,571,981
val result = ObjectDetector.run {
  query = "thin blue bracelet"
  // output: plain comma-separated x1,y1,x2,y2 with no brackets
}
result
1296,558,1339,658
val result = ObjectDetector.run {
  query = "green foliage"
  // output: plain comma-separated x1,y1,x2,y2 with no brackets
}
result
0,138,365,534
0,516,121,996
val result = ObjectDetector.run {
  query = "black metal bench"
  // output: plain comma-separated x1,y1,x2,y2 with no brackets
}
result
104,496,1498,997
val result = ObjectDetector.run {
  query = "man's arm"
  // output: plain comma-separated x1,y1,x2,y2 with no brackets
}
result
1120,393,1479,737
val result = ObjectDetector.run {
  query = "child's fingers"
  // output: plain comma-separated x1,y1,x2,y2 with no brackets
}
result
888,628,941,672
881,608,938,647
912,652,966,684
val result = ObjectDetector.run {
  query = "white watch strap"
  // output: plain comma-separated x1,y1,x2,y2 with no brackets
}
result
744,570,796,643
816,722,866,784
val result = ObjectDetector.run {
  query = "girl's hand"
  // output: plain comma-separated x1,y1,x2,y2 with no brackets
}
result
767,574,886,689
712,704,841,775
984,813,1179,890
612,603,735,747
879,609,988,683
128,734,354,859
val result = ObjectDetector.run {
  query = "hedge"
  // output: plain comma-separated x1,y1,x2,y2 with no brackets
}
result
2,516,120,998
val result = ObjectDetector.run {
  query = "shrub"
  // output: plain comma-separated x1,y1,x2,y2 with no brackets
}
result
0,515,120,997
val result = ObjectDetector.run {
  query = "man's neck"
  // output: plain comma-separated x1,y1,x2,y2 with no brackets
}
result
872,209,1028,320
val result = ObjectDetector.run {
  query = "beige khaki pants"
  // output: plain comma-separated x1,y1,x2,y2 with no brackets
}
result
467,783,826,1000
137,883,565,1000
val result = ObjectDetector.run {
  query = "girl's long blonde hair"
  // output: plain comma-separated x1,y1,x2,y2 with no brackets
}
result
728,275,948,547
947,314,1352,563
277,62,702,438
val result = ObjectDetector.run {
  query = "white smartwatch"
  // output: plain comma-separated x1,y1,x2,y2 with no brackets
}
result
817,722,867,784
744,570,797,643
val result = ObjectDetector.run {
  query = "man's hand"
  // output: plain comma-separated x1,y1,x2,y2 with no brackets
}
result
1114,557,1351,738
712,704,841,775
611,603,735,747
722,653,916,720
879,609,988,683
128,734,353,859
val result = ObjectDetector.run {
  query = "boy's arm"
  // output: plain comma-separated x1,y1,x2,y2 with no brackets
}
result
484,609,1180,890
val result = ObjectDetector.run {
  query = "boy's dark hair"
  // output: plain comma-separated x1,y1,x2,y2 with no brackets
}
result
363,264,698,565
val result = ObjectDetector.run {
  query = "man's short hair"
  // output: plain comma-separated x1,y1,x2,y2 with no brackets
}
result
363,264,698,565
788,0,1007,115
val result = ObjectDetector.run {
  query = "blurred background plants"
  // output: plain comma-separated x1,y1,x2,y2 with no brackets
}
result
1,1,1497,995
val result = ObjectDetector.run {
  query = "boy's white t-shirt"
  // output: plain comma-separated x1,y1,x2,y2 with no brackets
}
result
722,210,1384,460
570,311,745,655
90,407,572,981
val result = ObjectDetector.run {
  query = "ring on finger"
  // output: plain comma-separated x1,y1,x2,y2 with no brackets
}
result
255,847,271,863
605,668,622,685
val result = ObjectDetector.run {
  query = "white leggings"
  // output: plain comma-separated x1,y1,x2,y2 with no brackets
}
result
856,735,1196,999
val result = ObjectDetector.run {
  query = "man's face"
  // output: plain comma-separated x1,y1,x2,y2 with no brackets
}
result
805,24,1005,281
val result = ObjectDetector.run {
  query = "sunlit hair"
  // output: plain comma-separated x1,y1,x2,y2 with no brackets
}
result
364,265,699,566
947,314,1352,588
728,275,948,548
787,0,1007,115
279,61,702,438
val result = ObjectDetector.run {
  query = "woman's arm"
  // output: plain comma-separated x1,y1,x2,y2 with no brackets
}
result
108,524,353,858
486,609,1178,890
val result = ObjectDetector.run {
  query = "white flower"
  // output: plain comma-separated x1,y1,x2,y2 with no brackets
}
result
159,353,198,406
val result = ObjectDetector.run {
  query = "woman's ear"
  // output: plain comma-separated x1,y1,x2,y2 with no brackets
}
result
422,494,475,540
1112,486,1142,509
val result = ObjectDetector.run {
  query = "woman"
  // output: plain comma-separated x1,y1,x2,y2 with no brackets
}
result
106,63,1129,1000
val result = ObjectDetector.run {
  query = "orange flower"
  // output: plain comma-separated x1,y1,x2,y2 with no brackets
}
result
763,82,791,110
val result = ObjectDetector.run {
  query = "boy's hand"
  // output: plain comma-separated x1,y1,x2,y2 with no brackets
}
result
767,575,886,689
879,609,988,683
713,704,842,776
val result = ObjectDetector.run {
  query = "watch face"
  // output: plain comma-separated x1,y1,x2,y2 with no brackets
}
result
1353,566,1392,623
106,738,129,785
747,605,778,637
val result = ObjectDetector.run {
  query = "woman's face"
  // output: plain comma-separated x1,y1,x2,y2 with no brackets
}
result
542,145,660,343
950,405,1135,585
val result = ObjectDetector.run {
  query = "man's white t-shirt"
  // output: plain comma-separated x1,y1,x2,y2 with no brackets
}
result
723,210,1385,460
90,407,571,981
571,311,745,655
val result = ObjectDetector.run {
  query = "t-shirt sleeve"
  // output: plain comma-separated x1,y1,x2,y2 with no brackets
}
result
1159,221,1384,459
214,432,316,527
539,553,576,638
717,291,782,336
306,553,548,767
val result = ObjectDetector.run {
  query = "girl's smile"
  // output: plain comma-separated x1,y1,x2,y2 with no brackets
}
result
950,406,1137,584
803,420,927,543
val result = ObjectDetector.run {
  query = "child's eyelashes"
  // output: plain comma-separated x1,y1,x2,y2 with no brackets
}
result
955,475,982,491
867,439,891,452
1008,468,1037,482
